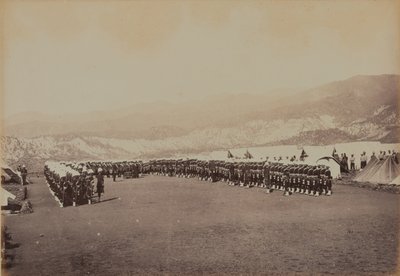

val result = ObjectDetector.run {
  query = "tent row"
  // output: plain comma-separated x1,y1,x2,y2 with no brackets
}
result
354,155,400,185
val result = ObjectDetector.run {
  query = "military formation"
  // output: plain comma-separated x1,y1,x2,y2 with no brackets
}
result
44,161,143,207
44,158,333,207
44,161,93,207
140,159,333,196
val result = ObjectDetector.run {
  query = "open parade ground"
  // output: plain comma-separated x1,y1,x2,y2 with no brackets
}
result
3,175,399,275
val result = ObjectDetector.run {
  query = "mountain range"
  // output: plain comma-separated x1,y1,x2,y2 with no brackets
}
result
2,74,399,170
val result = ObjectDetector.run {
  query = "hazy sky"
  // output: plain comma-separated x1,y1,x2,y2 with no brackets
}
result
2,0,399,117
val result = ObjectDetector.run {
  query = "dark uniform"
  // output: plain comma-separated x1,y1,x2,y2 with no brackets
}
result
96,171,104,201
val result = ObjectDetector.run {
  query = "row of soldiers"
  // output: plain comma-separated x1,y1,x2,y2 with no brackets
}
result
77,159,333,197
44,160,143,206
44,162,97,207
72,161,142,181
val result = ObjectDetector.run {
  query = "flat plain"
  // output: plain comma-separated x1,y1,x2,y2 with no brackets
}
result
4,175,399,275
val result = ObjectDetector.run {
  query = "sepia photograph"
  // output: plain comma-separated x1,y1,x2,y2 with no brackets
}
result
1,0,400,275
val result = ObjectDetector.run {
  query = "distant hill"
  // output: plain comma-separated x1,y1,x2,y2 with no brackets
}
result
2,74,399,169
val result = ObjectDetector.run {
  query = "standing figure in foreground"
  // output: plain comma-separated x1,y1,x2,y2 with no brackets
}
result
20,165,28,185
350,154,355,171
96,168,105,202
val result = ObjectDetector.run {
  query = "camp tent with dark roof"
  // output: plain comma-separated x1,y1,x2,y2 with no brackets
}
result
1,165,21,184
244,150,253,159
300,149,308,161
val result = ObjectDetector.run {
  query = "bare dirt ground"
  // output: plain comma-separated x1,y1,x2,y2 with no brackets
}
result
3,175,400,275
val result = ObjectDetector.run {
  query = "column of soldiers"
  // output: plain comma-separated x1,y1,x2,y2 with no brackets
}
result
44,162,95,207
44,161,145,207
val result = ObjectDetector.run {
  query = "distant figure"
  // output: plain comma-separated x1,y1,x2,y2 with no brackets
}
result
378,151,384,160
340,154,348,173
21,165,28,185
112,163,118,182
96,169,105,201
360,152,367,169
350,154,355,171
343,153,349,170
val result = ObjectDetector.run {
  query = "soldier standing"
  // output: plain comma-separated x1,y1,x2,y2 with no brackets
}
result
350,154,355,171
112,163,117,182
263,163,271,193
21,165,28,185
96,169,105,202
283,169,291,196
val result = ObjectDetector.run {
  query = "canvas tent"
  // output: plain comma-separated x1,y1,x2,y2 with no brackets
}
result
316,157,341,179
300,149,308,160
390,175,400,185
244,150,253,159
1,165,21,184
354,155,400,184
1,187,16,206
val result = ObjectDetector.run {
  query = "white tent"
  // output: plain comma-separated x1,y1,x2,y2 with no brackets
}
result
1,187,16,207
354,156,400,184
389,175,400,185
316,158,341,179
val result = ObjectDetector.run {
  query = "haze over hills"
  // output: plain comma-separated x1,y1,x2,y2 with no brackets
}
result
4,87,301,139
2,74,399,169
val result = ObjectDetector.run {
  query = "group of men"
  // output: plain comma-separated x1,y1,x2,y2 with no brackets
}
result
43,158,333,207
140,159,333,196
88,161,142,181
43,161,105,207
334,149,399,172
